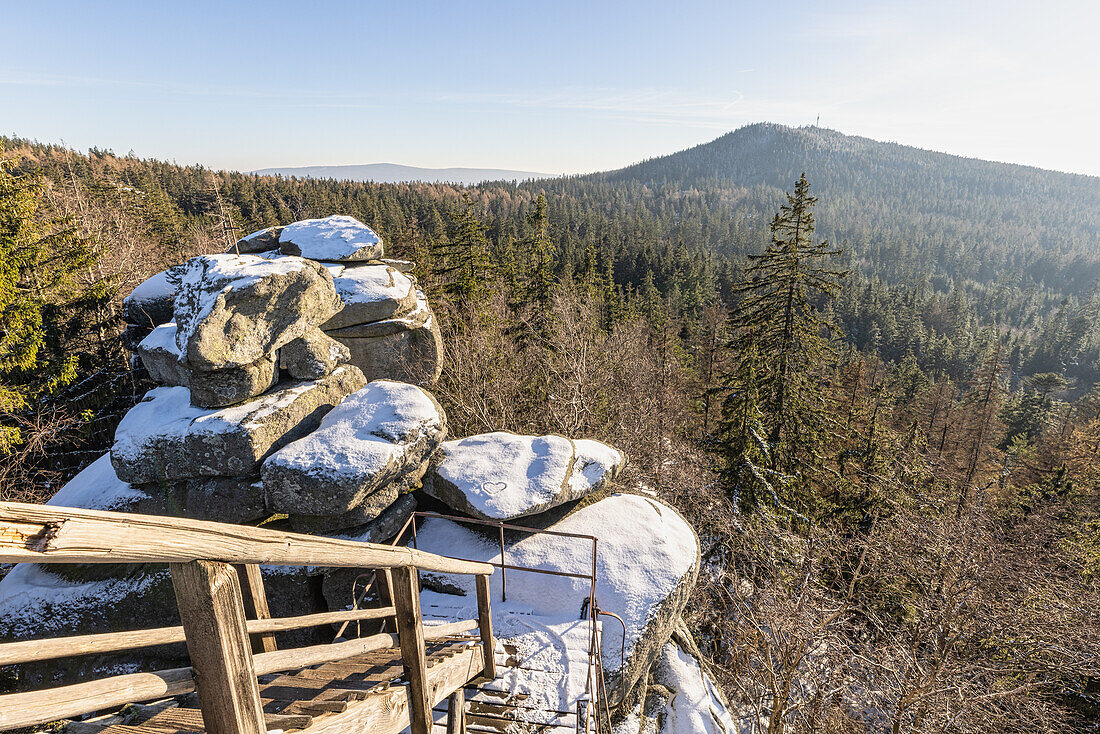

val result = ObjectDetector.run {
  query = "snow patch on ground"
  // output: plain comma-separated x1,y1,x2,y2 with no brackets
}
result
279,215,382,261
410,493,698,676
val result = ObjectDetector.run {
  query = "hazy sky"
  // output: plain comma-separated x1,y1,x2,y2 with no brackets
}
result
3,0,1098,176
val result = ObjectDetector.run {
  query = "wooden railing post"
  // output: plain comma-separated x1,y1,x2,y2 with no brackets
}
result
475,573,497,680
392,565,432,734
446,690,466,734
234,563,278,653
170,560,265,734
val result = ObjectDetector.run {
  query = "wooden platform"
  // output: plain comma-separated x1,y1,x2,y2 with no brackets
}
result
64,636,486,734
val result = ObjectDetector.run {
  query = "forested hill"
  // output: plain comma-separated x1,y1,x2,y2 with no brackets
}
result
593,123,1100,295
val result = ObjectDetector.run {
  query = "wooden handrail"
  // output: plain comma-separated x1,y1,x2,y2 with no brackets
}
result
0,619,478,731
0,605,397,666
0,502,494,575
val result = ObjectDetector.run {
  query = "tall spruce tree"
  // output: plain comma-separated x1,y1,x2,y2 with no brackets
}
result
0,147,98,452
524,194,556,311
432,192,492,303
716,174,846,516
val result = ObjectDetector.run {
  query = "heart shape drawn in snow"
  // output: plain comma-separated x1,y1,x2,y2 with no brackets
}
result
481,481,508,495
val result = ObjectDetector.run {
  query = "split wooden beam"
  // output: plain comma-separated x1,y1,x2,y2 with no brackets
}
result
170,559,266,734
0,501,494,575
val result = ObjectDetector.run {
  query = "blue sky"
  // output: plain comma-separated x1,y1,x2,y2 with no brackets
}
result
3,0,1098,176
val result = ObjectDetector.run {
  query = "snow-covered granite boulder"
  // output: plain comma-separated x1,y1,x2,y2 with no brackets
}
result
111,365,366,484
423,431,576,520
138,323,280,407
173,254,342,370
323,263,417,329
136,323,190,386
410,493,700,705
233,225,284,254
325,290,443,385
279,327,351,380
278,215,384,262
262,380,446,517
122,269,176,328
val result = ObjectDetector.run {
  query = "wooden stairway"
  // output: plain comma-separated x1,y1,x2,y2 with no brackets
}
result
0,502,498,734
67,636,486,734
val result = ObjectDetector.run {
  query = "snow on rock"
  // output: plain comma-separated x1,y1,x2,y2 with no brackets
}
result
423,431,579,520
0,562,170,640
137,323,189,386
262,380,445,517
123,269,176,327
323,263,417,329
648,630,736,734
48,453,150,513
172,253,342,370
569,438,625,495
410,493,700,704
111,365,366,484
278,215,384,262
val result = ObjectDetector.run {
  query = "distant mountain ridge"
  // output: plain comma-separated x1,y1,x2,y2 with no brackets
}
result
252,162,553,185
583,122,1100,293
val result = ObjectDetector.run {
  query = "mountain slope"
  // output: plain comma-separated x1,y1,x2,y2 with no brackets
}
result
252,162,553,185
591,123,1100,292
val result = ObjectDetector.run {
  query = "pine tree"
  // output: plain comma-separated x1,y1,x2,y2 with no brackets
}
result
715,174,846,516
432,192,492,303
524,194,556,311
0,146,98,452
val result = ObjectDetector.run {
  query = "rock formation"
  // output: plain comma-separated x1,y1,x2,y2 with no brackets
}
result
1,213,713,730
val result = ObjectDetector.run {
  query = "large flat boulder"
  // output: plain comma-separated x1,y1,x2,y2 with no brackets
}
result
327,291,443,385
323,263,417,329
423,431,583,520
262,380,445,516
111,365,366,484
289,460,425,534
278,215,384,262
410,493,700,706
173,254,342,370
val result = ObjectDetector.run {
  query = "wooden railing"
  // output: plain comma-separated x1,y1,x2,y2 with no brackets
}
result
0,501,498,734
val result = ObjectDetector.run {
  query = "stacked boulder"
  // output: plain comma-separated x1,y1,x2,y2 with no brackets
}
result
121,215,443,387
0,218,448,683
